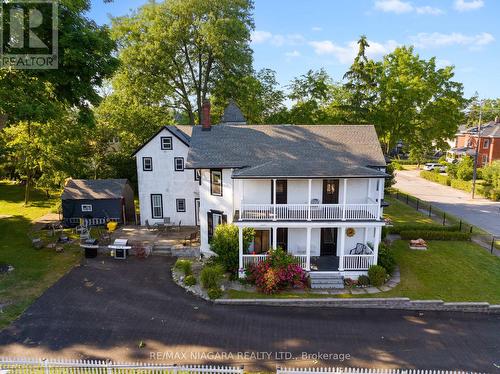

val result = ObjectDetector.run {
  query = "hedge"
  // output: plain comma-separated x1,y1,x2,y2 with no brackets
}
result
390,159,435,165
388,223,460,234
399,230,471,241
420,170,450,186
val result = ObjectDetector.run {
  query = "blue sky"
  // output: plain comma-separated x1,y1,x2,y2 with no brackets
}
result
88,0,499,98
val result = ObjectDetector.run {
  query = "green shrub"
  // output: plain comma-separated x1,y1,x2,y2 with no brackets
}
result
377,244,396,274
200,264,224,289
357,275,370,286
399,230,471,240
207,287,223,300
174,259,192,276
392,161,403,171
388,223,460,234
184,275,197,286
368,265,387,287
391,159,434,165
420,170,450,186
209,224,254,275
456,156,474,181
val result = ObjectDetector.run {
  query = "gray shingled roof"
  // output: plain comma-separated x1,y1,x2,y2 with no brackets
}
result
62,179,129,200
186,124,387,178
221,100,246,124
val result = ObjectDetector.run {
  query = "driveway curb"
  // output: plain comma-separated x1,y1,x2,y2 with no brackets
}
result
215,297,500,313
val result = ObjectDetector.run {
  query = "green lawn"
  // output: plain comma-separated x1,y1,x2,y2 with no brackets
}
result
228,194,500,303
0,181,81,329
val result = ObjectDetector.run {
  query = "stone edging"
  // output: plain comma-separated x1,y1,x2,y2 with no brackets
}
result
214,297,500,314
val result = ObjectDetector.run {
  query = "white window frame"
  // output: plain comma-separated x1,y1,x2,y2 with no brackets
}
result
81,204,92,212
151,194,163,219
176,198,186,212
143,157,153,171
482,154,488,164
161,136,172,150
174,157,184,171
483,138,490,149
210,169,222,196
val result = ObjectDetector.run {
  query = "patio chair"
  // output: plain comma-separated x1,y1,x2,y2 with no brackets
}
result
145,219,157,232
310,198,320,204
349,243,373,255
174,220,182,232
184,232,198,246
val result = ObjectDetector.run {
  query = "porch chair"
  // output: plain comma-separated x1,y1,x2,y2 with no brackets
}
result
184,231,199,247
174,220,182,232
349,243,373,255
145,219,157,232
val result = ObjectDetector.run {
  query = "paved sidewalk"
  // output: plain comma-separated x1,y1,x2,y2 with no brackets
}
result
394,170,500,236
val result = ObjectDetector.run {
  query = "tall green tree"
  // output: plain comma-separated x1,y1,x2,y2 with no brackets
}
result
112,0,254,125
343,35,378,124
373,46,466,154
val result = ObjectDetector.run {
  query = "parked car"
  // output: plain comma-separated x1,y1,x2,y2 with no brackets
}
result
423,163,446,172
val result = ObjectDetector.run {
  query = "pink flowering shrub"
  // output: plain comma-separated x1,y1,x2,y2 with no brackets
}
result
245,248,309,294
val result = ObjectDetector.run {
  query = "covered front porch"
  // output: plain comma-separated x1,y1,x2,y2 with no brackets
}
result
236,221,383,276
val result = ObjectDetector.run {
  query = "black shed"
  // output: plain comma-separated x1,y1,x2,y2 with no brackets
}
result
61,179,136,226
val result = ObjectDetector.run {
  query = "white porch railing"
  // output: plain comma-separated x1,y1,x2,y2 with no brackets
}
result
342,255,376,270
242,254,307,269
239,203,379,221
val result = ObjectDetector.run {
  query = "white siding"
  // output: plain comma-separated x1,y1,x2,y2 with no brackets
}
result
135,129,199,226
287,228,321,256
199,168,234,253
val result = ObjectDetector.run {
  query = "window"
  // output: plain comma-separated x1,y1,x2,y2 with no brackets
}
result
151,194,163,218
482,154,488,164
143,157,153,171
174,157,184,171
81,204,92,212
210,169,222,196
176,198,186,212
161,136,172,150
194,169,201,182
483,139,490,149
207,211,226,242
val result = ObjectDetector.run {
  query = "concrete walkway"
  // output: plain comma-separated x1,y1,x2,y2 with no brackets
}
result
394,170,500,236
1,257,500,371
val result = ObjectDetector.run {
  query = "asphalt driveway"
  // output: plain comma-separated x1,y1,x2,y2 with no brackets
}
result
394,170,500,236
0,257,499,371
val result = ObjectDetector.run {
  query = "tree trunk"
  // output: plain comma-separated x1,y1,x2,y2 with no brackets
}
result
24,176,31,206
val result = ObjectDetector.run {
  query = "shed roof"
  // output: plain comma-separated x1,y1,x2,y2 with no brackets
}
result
221,100,246,124
62,179,130,200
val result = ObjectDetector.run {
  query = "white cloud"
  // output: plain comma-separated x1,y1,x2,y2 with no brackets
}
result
311,26,322,32
285,50,301,57
411,32,494,48
309,39,399,64
251,30,272,44
374,0,413,13
453,0,484,11
251,30,305,46
374,0,443,15
416,6,444,15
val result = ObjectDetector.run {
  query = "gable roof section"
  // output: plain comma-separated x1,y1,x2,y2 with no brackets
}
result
132,125,193,156
186,124,387,178
221,100,246,124
62,179,129,200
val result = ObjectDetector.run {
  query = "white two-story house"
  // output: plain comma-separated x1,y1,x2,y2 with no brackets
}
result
133,126,200,226
185,101,388,281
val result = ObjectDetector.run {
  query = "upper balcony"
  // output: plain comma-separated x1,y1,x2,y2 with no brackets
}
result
234,177,384,222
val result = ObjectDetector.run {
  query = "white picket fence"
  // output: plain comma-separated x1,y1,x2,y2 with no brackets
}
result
0,358,243,374
277,367,484,374
0,358,484,374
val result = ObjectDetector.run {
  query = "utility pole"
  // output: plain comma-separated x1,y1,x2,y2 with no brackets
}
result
471,100,483,199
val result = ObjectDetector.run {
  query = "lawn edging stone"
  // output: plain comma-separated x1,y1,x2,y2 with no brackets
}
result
214,298,500,314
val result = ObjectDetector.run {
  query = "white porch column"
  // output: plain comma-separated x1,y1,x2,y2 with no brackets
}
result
273,178,277,221
306,227,311,271
272,226,277,249
342,178,348,221
338,226,346,271
307,179,312,221
239,179,244,221
367,178,372,199
238,227,243,275
377,179,383,219
373,226,381,265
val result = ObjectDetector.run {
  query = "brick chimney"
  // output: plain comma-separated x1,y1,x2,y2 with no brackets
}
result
201,99,211,131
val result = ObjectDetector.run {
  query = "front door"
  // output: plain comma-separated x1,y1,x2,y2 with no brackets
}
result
320,228,337,256
322,179,339,204
271,180,287,204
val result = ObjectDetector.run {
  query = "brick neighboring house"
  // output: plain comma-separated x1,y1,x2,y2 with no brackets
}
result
447,117,500,167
